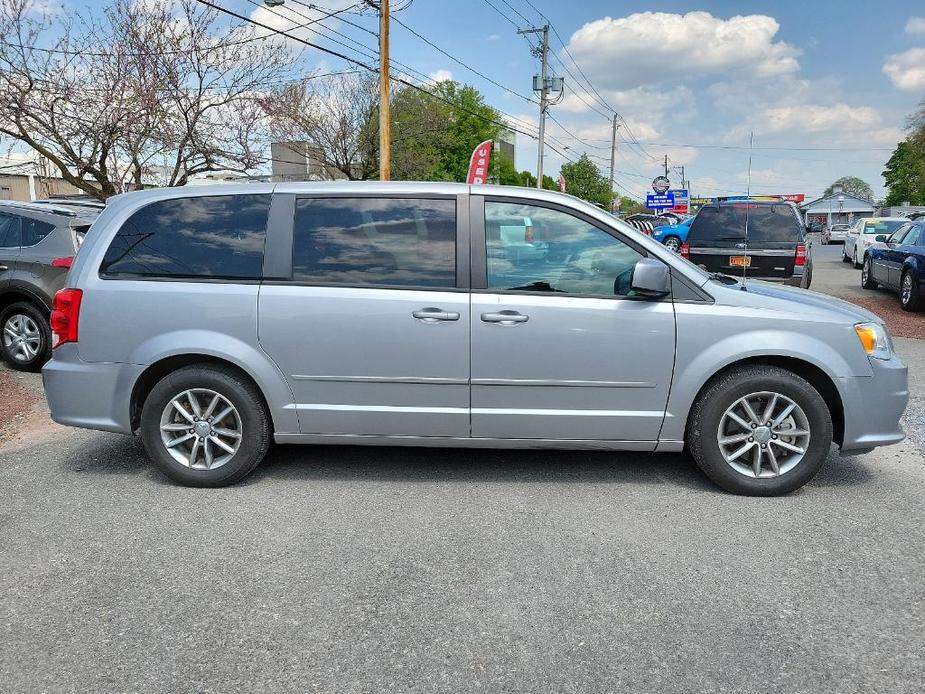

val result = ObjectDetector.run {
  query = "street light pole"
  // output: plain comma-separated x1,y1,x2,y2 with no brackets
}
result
519,24,550,188
609,113,619,196
378,0,391,181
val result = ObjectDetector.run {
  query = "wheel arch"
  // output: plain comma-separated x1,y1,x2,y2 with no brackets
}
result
129,353,290,435
0,286,51,315
683,356,845,447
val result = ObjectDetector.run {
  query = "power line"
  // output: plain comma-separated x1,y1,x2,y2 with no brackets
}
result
391,15,538,104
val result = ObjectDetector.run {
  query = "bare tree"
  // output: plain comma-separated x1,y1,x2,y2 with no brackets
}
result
260,71,379,180
0,0,295,199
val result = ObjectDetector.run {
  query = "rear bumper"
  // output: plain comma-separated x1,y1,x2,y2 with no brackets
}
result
838,355,909,452
42,344,142,434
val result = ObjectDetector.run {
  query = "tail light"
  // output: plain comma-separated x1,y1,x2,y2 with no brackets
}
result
51,256,74,269
680,242,690,259
50,288,83,348
795,243,807,267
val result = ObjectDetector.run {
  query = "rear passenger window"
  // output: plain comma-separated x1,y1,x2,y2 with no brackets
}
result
0,213,19,248
100,195,270,279
21,218,55,247
292,197,456,287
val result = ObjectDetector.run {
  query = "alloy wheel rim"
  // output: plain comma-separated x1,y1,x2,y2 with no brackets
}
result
862,258,870,284
717,391,811,479
902,275,912,305
665,238,680,252
159,388,242,470
2,314,42,363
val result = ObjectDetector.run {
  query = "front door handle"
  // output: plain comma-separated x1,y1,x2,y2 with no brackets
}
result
481,310,529,324
412,307,460,322
0,265,7,271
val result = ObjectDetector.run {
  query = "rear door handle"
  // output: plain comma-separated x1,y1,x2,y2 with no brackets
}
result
412,307,460,322
481,311,529,324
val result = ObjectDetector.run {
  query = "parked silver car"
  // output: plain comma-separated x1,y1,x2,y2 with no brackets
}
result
43,183,908,495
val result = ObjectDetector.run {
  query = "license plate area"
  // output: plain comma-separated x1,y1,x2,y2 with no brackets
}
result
729,255,751,267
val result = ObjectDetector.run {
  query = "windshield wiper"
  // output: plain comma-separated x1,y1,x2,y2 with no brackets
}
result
712,235,747,241
709,272,741,285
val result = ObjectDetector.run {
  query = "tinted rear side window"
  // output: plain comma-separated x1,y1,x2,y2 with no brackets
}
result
690,204,801,243
292,197,456,287
0,213,19,248
22,217,56,246
100,194,270,279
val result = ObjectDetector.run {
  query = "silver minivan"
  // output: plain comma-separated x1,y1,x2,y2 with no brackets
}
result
43,183,908,495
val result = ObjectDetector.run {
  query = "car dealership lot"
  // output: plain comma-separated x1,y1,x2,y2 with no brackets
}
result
1,248,923,693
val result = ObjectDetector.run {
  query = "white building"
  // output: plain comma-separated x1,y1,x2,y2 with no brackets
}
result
800,192,875,228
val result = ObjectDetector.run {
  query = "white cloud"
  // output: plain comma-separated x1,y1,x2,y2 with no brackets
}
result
487,34,500,41
883,48,925,92
428,69,454,83
905,17,925,34
763,104,881,133
565,11,799,89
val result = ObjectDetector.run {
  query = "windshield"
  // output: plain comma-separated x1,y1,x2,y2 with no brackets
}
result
832,224,850,231
863,220,906,235
689,203,801,243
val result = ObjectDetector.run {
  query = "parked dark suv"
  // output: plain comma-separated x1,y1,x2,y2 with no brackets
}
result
682,200,812,288
0,200,100,370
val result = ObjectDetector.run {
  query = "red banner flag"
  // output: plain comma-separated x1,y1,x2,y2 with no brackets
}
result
466,140,493,184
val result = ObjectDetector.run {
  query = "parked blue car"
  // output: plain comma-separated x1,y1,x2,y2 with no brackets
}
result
652,217,693,252
862,219,925,311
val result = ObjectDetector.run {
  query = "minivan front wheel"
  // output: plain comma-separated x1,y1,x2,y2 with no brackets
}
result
0,301,51,372
687,365,832,495
140,364,270,487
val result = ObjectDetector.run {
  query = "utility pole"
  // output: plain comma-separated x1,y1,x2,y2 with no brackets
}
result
609,113,619,203
378,0,391,181
663,154,669,178
519,24,551,189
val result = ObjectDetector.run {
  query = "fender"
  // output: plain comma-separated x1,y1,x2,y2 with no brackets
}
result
128,329,300,435
0,281,52,312
660,329,859,442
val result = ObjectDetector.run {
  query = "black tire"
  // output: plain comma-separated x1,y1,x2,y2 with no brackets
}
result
140,364,271,487
861,255,878,289
841,247,850,263
853,248,862,269
900,270,922,312
663,235,682,253
801,263,813,289
0,301,52,372
687,365,833,496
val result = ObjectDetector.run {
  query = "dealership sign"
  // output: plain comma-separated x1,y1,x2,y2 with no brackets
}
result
466,139,493,184
646,192,675,210
668,189,689,213
652,175,671,194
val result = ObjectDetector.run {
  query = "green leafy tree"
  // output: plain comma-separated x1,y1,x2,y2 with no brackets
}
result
386,81,504,182
823,176,873,200
883,141,925,206
883,99,925,206
558,154,614,208
619,198,647,214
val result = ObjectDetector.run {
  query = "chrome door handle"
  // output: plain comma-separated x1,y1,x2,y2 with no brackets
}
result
0,265,7,271
481,311,529,324
412,308,460,322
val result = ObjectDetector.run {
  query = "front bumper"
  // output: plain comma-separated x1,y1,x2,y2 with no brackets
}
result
42,344,143,435
838,354,908,452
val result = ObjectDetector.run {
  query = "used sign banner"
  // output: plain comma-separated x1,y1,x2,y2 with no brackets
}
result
466,140,493,184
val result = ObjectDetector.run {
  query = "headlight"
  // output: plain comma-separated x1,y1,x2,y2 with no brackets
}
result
855,322,892,360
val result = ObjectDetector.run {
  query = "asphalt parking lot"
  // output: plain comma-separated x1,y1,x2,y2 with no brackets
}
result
1,241,923,693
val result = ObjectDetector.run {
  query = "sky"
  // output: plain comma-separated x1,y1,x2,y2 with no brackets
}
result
16,0,925,201
238,0,925,201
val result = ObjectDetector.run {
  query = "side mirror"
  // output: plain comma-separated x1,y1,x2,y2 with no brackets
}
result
875,234,888,242
631,258,671,297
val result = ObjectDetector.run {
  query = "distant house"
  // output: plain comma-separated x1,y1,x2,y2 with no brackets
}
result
800,192,875,228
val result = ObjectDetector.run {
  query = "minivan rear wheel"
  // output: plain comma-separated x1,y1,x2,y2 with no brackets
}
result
687,365,832,496
140,364,270,487
0,301,51,372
